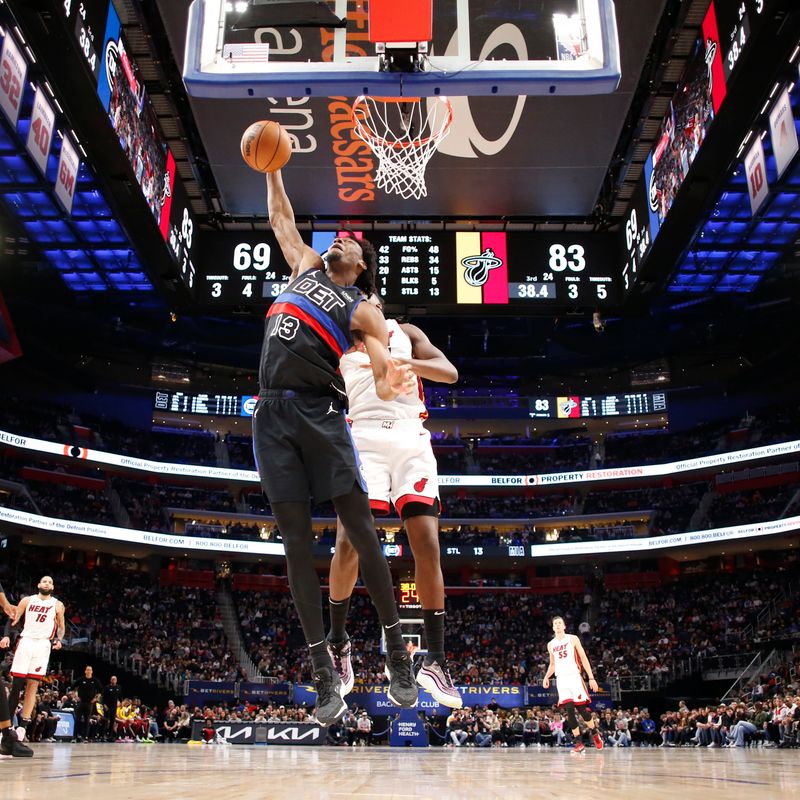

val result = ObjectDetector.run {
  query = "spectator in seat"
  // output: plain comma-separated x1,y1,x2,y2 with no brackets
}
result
355,711,372,747
447,709,468,747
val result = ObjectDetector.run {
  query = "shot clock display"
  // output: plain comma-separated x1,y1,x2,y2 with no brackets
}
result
398,581,421,611
195,230,621,310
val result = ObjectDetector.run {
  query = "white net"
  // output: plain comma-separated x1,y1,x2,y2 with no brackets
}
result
351,96,453,200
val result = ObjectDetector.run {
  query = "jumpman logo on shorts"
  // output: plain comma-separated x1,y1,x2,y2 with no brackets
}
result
326,402,337,415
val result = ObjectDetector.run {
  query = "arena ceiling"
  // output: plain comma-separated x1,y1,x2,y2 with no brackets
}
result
154,0,668,220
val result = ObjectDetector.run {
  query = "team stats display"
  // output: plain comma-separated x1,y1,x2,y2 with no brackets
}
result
528,392,668,419
195,230,621,310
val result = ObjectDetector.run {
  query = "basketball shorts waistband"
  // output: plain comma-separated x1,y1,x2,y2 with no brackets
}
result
348,418,427,430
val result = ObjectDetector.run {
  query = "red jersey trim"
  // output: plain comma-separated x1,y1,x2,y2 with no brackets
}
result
268,302,344,358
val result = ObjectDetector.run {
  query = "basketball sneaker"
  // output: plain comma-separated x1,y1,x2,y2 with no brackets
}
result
0,728,33,757
593,732,604,750
384,650,419,708
416,660,462,708
313,666,347,727
571,741,586,755
327,636,355,696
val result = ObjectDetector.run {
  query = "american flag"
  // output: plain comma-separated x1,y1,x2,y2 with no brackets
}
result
222,43,271,63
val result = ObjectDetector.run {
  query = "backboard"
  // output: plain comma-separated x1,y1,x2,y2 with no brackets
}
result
183,0,621,98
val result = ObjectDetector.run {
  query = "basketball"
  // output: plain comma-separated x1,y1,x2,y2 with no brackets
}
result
240,120,292,173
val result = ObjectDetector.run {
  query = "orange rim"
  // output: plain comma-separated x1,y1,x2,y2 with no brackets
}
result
350,96,453,150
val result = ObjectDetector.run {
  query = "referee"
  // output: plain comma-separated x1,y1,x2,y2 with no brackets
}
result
71,665,103,742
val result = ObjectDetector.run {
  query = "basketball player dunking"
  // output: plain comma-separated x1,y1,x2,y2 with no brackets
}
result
0,581,32,756
254,170,419,724
3,576,65,742
543,615,603,753
327,293,462,707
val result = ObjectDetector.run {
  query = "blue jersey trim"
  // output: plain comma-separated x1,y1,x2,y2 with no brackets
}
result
272,293,351,354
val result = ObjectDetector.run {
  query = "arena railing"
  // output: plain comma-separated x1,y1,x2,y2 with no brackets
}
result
2,427,800,489
2,504,799,559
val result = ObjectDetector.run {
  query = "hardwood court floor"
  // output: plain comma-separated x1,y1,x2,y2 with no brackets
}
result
2,744,798,800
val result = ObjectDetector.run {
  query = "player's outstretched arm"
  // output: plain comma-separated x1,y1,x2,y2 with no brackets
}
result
0,590,14,619
573,635,599,692
266,171,323,280
401,324,458,384
542,646,555,689
352,302,416,401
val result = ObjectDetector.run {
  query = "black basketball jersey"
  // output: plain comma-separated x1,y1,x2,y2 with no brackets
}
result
258,268,362,393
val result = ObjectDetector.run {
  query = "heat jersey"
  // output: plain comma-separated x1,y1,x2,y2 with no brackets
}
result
259,268,362,394
340,319,427,420
20,595,58,640
549,634,582,678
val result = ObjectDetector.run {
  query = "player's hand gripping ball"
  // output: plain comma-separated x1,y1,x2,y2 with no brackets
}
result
240,120,292,173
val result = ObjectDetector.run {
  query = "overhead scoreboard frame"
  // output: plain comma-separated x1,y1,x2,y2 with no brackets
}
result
182,0,621,98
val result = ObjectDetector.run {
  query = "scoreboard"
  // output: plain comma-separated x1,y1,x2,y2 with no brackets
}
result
528,392,668,419
619,0,775,295
56,0,199,292
195,229,622,311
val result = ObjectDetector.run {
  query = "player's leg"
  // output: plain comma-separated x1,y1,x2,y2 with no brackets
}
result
0,678,33,757
563,702,586,753
391,436,460,707
578,706,603,749
326,519,359,696
331,485,417,708
403,507,460,708
327,433,392,694
254,401,348,726
21,680,40,722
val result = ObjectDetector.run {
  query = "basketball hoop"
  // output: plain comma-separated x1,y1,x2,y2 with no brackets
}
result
350,95,453,200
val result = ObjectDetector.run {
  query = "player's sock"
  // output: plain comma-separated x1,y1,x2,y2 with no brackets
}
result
0,681,11,724
271,501,327,649
422,609,446,665
328,595,351,643
309,641,332,672
7,678,25,720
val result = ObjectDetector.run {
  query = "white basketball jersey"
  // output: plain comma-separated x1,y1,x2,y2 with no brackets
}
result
549,635,581,678
340,319,427,420
21,594,58,640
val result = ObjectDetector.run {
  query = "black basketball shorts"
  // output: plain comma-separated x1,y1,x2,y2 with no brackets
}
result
252,393,367,504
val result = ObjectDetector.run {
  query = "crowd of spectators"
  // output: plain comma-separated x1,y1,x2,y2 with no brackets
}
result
584,482,707,534
702,484,799,530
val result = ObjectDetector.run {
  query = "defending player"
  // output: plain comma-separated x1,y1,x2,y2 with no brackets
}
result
255,170,419,724
4,576,65,741
326,294,462,707
0,581,32,757
542,615,603,753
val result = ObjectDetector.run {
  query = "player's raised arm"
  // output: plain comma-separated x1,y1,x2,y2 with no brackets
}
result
0,589,14,619
542,644,555,688
402,324,458,384
53,600,66,650
573,635,599,692
265,170,323,280
351,302,416,401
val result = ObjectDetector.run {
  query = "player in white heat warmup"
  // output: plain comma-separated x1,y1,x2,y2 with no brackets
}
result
3,576,65,740
543,615,603,753
327,293,462,707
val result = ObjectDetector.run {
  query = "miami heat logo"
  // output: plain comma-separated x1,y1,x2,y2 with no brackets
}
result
460,248,504,287
414,478,428,493
559,397,578,417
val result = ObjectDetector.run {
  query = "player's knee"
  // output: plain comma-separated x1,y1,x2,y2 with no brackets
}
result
579,706,593,722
